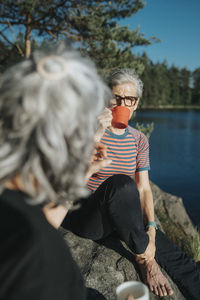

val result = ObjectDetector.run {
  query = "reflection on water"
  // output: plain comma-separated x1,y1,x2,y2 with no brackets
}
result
130,109,200,226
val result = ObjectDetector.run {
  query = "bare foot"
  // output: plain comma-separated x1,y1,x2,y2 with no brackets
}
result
137,259,174,297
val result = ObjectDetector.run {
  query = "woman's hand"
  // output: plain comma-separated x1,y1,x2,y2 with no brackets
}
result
136,227,156,264
85,142,112,182
90,142,108,163
94,108,112,142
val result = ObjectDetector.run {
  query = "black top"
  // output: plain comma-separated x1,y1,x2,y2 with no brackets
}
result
0,189,86,300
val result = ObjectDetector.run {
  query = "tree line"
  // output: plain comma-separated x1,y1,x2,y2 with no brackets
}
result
140,53,200,107
0,0,199,107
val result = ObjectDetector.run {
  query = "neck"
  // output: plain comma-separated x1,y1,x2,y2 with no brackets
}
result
108,126,126,135
5,175,26,192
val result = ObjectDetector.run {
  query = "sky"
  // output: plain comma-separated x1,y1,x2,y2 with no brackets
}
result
121,0,200,71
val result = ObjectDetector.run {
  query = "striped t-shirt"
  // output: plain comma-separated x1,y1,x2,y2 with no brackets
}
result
87,125,150,192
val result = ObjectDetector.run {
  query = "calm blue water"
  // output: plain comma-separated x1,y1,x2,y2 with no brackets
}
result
130,109,200,226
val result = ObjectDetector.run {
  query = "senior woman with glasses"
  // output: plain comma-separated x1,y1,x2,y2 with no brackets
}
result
0,45,112,300
63,69,200,299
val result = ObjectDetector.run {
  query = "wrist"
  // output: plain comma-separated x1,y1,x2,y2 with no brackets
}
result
145,221,158,231
147,227,156,240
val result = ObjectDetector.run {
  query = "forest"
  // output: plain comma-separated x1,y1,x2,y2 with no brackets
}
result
140,53,200,107
0,0,199,107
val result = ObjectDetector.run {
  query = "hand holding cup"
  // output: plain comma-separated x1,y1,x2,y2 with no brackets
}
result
111,106,130,129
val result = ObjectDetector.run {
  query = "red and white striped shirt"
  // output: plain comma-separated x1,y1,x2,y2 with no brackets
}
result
87,125,150,192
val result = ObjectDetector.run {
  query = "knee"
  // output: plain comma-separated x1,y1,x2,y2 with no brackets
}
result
107,174,136,190
102,174,140,209
95,174,139,207
102,175,139,200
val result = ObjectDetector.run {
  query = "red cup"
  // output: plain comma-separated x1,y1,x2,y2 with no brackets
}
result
111,106,130,129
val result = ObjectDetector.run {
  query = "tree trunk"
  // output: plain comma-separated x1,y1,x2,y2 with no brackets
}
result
25,14,32,58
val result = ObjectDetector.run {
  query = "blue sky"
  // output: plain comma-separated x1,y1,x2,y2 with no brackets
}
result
121,0,200,71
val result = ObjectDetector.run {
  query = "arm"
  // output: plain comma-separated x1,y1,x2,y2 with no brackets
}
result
135,170,155,226
85,142,112,182
42,203,69,229
94,108,112,142
135,170,156,261
43,143,112,229
87,108,112,178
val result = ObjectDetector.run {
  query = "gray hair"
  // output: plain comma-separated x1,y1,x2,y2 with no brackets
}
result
0,44,111,208
107,68,143,97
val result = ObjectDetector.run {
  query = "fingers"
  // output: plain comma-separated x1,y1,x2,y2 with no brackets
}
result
98,108,112,127
135,243,155,263
97,143,107,159
86,158,112,181
94,108,112,142
101,159,112,168
98,107,112,118
88,139,111,178
90,142,109,162
91,142,107,162
91,159,112,174
136,255,153,264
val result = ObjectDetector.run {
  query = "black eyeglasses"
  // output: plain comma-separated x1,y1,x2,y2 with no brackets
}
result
110,94,139,107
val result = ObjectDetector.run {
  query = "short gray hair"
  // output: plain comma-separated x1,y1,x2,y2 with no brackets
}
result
0,44,111,208
107,68,143,97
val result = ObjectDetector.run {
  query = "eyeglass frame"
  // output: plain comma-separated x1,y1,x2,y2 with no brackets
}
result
110,94,139,107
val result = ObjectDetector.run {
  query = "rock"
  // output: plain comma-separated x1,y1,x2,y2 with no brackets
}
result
61,230,185,300
60,182,200,300
151,182,197,238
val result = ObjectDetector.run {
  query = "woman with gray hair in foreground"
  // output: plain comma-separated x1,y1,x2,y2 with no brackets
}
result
0,45,111,300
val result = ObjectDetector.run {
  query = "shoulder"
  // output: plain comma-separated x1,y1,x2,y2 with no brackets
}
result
0,189,68,253
128,125,149,146
0,189,86,300
0,190,35,246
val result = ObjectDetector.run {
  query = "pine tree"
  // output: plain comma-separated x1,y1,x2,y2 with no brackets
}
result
168,65,181,105
155,61,170,106
179,68,192,106
0,0,158,73
192,68,200,105
140,54,160,107
140,54,198,108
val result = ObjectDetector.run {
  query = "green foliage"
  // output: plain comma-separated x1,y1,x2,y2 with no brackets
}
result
0,32,41,72
183,231,200,262
192,68,200,105
0,40,22,72
140,52,200,107
0,2,199,105
0,0,158,72
156,207,200,262
135,122,154,139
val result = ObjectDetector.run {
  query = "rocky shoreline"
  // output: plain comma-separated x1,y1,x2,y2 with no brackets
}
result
61,182,200,300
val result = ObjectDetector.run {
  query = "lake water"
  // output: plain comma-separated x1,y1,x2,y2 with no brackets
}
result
130,109,200,227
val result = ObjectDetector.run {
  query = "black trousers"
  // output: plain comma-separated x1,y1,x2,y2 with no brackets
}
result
62,174,200,300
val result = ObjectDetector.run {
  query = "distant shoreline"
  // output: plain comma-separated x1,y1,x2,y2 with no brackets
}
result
140,105,200,110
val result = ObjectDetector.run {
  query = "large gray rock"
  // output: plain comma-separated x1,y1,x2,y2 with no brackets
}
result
61,230,185,300
151,182,197,239
60,183,200,300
